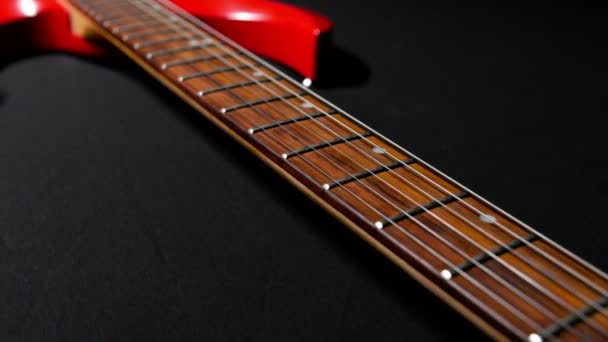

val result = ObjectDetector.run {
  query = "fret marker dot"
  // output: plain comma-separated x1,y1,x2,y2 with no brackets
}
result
281,153,288,160
528,333,542,342
302,78,312,87
301,101,314,109
247,128,255,134
373,147,387,154
440,270,452,280
374,221,384,229
253,71,265,78
479,214,497,224
322,184,330,190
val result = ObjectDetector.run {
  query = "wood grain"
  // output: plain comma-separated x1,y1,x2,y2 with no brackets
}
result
59,0,608,340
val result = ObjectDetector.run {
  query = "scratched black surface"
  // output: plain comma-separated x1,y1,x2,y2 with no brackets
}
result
1,1,607,341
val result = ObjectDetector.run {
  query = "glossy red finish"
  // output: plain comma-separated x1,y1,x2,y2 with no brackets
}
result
0,0,105,55
171,0,332,80
0,0,332,79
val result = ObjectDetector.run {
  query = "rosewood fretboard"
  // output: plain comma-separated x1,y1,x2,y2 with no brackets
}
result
62,0,608,340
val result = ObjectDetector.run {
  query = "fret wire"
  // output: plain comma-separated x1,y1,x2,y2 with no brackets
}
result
377,191,470,228
133,35,194,49
145,0,608,328
221,91,308,114
100,0,608,336
123,28,176,42
77,0,608,336
323,157,414,190
126,0,604,336
177,64,255,82
161,52,235,70
89,0,584,336
115,5,545,335
101,11,151,25
85,0,134,13
145,39,216,59
120,0,580,336
539,296,608,339
135,3,608,336
248,109,335,134
281,132,372,160
279,13,608,323
111,18,166,34
450,234,541,276
198,77,278,97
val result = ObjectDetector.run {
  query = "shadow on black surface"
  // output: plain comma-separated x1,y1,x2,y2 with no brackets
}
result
0,55,27,71
269,39,371,88
315,42,371,88
0,56,22,106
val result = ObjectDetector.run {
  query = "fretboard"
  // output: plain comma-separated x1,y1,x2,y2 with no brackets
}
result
63,0,608,340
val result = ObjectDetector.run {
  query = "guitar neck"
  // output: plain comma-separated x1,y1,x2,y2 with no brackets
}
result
62,0,608,340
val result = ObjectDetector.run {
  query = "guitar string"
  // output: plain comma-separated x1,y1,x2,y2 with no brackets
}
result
81,2,560,336
139,0,608,330
90,0,608,323
86,3,603,312
100,2,564,338
151,0,608,292
89,0,608,338
85,0,604,336
155,0,608,306
149,0,608,324
131,3,608,340
81,0,604,336
91,0,608,334
78,0,554,337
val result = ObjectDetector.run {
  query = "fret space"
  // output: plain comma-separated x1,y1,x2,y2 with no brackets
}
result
445,233,540,278
251,114,368,160
536,297,608,340
323,158,414,190
440,198,608,339
153,48,249,76
123,28,177,42
199,77,281,97
248,109,336,134
282,131,372,159
218,93,337,136
71,2,608,340
376,191,470,229
283,136,411,187
330,163,463,230
193,76,307,115
144,39,219,60
161,52,238,70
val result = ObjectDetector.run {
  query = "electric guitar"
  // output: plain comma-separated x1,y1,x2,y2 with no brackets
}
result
2,1,607,341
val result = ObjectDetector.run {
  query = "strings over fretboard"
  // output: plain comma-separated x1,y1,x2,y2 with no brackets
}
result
68,0,608,340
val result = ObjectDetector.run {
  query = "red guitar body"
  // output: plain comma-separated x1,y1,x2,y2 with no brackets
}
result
0,0,333,79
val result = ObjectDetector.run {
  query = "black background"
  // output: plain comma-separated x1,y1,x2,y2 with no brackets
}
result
1,1,607,341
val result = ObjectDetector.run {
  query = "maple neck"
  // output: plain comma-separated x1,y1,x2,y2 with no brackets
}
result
63,0,608,340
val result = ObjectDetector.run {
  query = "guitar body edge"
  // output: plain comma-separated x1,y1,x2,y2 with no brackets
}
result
0,0,332,79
